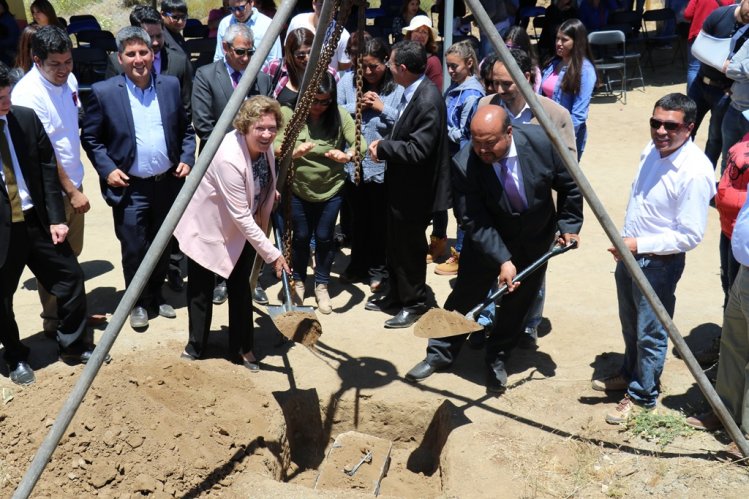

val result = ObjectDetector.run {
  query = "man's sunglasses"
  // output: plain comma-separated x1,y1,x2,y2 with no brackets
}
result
229,45,255,56
649,118,686,131
231,3,249,12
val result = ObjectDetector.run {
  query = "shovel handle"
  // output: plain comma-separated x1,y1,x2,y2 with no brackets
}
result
465,240,578,321
271,213,294,310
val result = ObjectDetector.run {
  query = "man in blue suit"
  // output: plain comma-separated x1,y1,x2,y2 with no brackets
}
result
81,26,196,329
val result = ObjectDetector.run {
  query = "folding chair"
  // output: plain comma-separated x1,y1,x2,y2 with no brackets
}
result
588,30,627,103
641,8,682,70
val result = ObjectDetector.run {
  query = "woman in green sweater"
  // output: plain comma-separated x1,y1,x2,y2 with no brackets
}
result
276,72,367,314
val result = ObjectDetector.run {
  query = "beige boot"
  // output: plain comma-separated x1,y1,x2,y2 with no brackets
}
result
426,235,448,263
434,247,459,275
291,281,305,306
314,283,332,314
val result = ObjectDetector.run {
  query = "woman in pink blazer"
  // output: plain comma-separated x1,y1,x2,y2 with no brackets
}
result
175,96,290,371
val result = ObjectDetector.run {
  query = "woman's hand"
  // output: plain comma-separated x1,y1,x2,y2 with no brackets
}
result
325,149,352,163
272,255,291,278
363,91,384,112
293,142,315,159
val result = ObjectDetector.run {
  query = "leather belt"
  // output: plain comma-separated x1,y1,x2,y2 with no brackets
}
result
635,252,681,260
702,75,729,89
132,172,168,182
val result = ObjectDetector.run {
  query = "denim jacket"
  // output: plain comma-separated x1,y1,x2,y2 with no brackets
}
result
444,75,485,153
540,57,596,133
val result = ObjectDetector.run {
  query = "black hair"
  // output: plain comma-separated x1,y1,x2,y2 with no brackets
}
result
31,25,72,62
130,5,163,27
363,37,396,95
391,39,426,74
480,53,498,91
161,0,188,14
0,0,12,15
496,48,532,77
0,62,11,89
653,93,697,124
310,71,341,139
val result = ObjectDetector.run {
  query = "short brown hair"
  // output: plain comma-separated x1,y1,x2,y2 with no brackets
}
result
233,95,283,134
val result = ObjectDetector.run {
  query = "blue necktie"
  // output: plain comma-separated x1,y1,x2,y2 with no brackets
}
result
499,159,525,213
231,70,241,88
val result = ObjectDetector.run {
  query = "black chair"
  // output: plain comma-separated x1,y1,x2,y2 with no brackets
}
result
69,14,98,25
531,15,546,41
589,30,627,103
184,38,216,71
75,30,116,52
67,18,101,35
72,47,108,90
184,23,209,39
641,8,682,69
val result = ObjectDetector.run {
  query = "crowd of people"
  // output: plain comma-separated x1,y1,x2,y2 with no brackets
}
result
0,0,748,460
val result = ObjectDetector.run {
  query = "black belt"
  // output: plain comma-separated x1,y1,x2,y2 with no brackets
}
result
635,252,682,261
701,75,730,90
131,172,168,182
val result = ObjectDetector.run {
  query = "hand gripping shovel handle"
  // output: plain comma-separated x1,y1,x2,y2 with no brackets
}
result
271,214,293,310
465,240,578,321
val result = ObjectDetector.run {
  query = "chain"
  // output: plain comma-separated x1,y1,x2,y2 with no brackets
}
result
278,0,353,265
352,0,367,186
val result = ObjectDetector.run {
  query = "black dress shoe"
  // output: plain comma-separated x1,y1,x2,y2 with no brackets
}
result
364,295,398,312
242,358,260,372
405,360,449,382
167,268,184,292
384,309,423,329
252,285,269,305
518,327,538,350
129,306,148,329
213,282,228,305
158,303,177,319
180,351,197,361
486,360,508,395
9,361,35,386
60,343,112,366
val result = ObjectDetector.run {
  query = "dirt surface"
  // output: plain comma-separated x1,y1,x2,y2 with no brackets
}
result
2,55,749,496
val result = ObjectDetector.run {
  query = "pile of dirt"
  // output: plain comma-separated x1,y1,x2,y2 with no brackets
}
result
0,347,289,496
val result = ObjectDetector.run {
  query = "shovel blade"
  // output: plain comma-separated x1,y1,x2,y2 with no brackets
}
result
272,310,322,347
414,308,484,339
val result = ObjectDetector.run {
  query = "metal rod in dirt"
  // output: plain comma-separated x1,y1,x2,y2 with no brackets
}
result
12,2,298,497
250,0,339,289
463,0,749,458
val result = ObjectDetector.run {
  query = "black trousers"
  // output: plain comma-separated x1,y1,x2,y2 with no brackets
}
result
345,180,387,282
385,208,429,312
112,175,178,309
0,211,86,367
426,237,546,367
185,242,256,359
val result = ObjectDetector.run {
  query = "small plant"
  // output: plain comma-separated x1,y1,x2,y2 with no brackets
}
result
625,411,695,449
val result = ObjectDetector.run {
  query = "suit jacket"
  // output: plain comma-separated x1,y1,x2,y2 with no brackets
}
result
478,93,578,156
80,73,197,207
174,130,281,278
105,48,194,121
0,105,62,267
376,77,450,221
192,59,272,147
452,125,583,268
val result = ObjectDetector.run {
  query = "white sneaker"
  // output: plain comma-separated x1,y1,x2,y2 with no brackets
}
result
314,283,332,314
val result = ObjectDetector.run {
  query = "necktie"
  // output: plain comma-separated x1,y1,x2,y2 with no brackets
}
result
397,93,407,119
0,120,23,222
231,70,242,88
499,159,525,213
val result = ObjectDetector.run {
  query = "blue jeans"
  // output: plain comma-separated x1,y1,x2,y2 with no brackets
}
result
290,193,343,285
721,105,749,174
615,253,685,408
686,44,700,93
688,78,729,168
575,123,587,161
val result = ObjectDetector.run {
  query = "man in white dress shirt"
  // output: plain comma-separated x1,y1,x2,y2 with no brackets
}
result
597,93,716,424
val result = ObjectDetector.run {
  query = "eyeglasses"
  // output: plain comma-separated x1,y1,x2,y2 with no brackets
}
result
294,50,311,61
649,118,686,131
164,12,187,22
230,2,249,13
229,45,255,56
311,97,332,106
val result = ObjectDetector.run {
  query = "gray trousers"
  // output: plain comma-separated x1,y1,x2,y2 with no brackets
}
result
716,265,749,434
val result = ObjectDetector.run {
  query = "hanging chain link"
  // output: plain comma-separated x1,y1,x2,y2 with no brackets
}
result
352,0,367,186
278,0,354,265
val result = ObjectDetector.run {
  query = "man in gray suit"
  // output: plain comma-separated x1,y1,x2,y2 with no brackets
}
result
191,22,272,305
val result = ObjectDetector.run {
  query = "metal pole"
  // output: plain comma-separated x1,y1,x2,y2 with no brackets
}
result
249,0,339,289
464,0,749,458
12,2,298,497
443,0,454,92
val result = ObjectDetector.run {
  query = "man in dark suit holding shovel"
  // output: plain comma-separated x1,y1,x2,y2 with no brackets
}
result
405,105,583,394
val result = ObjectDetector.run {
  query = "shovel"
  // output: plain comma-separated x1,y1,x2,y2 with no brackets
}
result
414,240,578,339
267,216,322,347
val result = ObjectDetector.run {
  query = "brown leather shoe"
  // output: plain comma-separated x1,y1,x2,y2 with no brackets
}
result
685,411,723,431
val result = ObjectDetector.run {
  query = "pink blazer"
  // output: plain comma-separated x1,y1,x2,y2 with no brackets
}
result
174,130,281,279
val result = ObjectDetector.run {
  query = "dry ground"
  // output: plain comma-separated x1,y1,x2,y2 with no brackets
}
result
1,47,749,497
